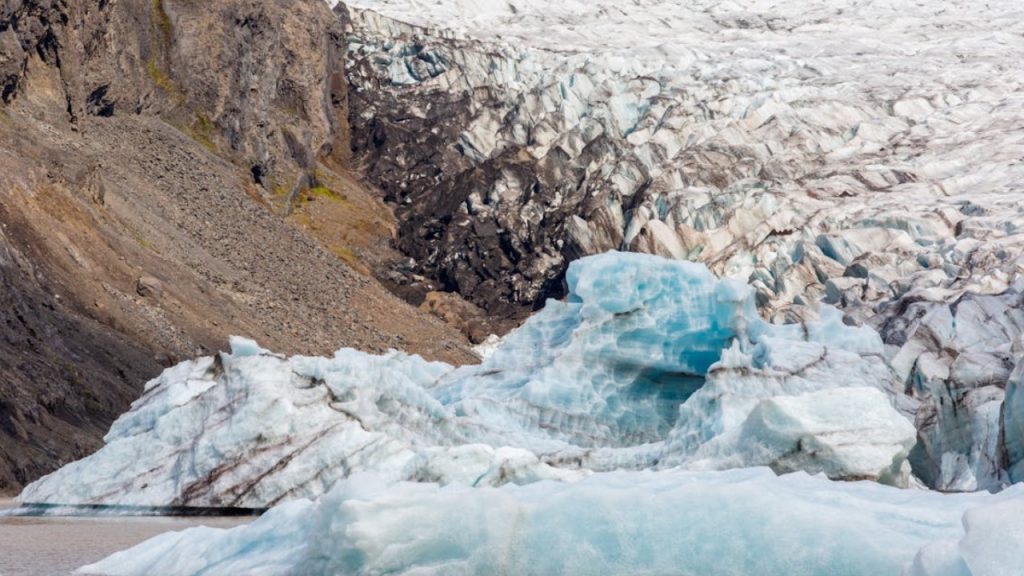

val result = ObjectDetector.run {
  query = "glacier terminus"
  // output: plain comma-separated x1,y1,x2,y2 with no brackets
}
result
19,252,1024,575
5,0,1024,574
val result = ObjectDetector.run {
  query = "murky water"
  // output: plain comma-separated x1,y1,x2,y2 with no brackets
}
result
0,498,255,576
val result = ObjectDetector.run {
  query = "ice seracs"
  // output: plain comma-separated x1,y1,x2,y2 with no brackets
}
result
342,0,1024,324
887,289,1024,491
340,0,1024,492
1004,358,1024,484
20,252,919,508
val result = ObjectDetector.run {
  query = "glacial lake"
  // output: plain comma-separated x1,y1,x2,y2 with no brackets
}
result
0,498,255,576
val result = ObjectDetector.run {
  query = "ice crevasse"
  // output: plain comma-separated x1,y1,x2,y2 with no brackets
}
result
20,252,916,509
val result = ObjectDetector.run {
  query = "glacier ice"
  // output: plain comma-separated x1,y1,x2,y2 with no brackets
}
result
433,252,753,449
78,468,1024,576
340,0,1024,492
20,252,916,508
658,307,914,482
891,291,1024,491
906,499,1024,576
1004,359,1024,484
342,0,1024,324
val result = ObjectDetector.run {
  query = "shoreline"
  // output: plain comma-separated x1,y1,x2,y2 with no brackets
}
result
0,505,254,576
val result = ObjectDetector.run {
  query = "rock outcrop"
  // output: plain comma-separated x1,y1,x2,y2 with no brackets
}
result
0,0,473,494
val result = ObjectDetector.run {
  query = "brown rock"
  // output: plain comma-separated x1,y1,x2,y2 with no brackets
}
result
136,276,164,299
420,291,493,344
0,0,474,495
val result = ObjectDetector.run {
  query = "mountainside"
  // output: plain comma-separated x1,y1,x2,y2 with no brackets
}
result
0,0,474,495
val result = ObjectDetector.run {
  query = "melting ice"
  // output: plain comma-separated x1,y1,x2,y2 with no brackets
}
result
16,252,1024,574
22,253,915,508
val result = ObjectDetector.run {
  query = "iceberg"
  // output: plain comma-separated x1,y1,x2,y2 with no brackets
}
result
658,307,914,482
906,499,1024,576
20,252,917,508
78,468,1024,576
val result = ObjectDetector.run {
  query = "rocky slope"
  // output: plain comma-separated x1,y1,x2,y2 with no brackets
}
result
0,0,473,494
340,0,1024,490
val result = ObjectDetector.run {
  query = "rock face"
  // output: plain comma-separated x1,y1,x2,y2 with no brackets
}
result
135,276,163,299
0,223,158,492
340,0,1024,490
0,0,473,494
1,0,348,190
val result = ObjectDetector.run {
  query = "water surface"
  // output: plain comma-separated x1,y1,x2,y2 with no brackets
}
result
0,498,254,576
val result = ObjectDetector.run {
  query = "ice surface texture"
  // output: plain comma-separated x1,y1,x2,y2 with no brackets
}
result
79,468,1024,576
342,0,1024,491
20,253,914,508
342,0,1024,318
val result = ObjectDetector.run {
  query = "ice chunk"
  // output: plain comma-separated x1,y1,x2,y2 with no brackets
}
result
18,347,572,508
435,252,755,448
1004,361,1024,483
79,468,1024,576
657,307,912,483
20,252,921,508
470,334,502,360
724,387,914,481
905,499,1024,576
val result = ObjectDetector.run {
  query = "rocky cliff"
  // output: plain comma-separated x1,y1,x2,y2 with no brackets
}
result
0,0,473,494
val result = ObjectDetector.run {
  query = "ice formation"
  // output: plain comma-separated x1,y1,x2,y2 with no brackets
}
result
339,0,1024,491
895,292,1024,491
79,468,1024,576
341,0,1024,318
20,252,916,508
906,499,1024,576
1005,360,1024,484
657,307,913,481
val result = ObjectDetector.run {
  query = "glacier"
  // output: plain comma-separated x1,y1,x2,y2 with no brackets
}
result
341,0,1024,324
20,252,918,509
5,0,1024,573
78,469,1024,576
339,0,1024,491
